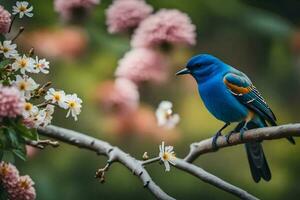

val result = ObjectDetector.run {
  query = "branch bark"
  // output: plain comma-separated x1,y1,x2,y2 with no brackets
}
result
184,123,300,163
37,125,259,200
38,125,175,200
174,159,258,200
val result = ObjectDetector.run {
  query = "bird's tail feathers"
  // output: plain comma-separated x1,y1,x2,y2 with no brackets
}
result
244,120,271,182
245,142,271,182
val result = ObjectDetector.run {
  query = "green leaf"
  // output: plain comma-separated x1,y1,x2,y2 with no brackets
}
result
0,59,11,69
12,148,27,161
0,183,9,200
10,119,39,141
0,150,3,161
6,127,19,148
0,34,5,42
1,151,15,163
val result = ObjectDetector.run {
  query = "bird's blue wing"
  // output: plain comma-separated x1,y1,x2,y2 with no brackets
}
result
223,72,277,125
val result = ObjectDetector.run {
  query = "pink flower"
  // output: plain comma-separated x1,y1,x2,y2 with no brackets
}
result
95,78,139,115
22,27,87,60
106,0,153,34
0,162,36,200
131,9,196,48
54,0,100,20
0,162,19,190
13,175,36,200
0,85,24,119
0,6,11,34
115,48,168,84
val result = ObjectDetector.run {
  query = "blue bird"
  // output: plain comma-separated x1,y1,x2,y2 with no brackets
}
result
176,54,295,182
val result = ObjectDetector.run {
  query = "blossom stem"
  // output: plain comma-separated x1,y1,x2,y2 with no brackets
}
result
26,139,59,149
8,15,17,33
11,26,25,42
36,100,52,108
140,157,160,166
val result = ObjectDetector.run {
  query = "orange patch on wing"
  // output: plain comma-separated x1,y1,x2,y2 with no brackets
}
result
224,79,250,94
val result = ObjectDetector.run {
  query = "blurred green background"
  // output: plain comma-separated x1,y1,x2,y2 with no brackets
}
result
2,0,300,199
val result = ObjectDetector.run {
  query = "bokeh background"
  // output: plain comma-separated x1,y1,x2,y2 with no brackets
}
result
2,0,300,199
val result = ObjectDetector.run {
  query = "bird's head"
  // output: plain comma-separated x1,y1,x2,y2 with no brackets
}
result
176,54,226,83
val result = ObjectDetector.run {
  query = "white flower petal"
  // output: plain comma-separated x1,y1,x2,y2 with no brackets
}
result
164,161,170,172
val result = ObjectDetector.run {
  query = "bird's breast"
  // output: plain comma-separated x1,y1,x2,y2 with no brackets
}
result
198,76,249,123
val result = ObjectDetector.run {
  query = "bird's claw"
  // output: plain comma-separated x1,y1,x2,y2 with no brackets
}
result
212,131,222,151
225,131,234,144
240,127,247,141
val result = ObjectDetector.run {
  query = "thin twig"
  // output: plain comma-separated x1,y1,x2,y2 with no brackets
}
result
8,15,16,33
26,139,59,149
95,163,110,183
11,26,24,42
141,157,160,166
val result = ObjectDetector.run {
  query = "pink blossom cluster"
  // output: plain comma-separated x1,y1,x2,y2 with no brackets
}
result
54,0,100,20
131,9,196,48
0,5,11,34
23,27,88,60
98,1,196,119
0,85,24,119
0,162,36,200
115,48,168,84
95,78,139,115
106,0,153,34
106,2,196,85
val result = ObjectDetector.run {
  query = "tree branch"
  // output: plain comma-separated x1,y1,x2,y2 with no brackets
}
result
184,123,300,163
38,125,175,200
174,159,258,200
37,125,259,200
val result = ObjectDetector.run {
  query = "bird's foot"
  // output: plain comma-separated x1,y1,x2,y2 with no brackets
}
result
212,131,222,151
240,127,248,141
225,131,235,144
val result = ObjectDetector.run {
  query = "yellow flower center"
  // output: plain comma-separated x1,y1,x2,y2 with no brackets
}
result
19,59,27,68
162,152,175,161
3,47,8,53
54,93,61,101
36,63,42,68
24,103,32,111
19,82,26,90
19,6,26,12
20,179,30,189
69,101,76,108
0,164,9,176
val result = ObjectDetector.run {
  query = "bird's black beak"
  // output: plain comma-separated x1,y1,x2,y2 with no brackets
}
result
176,68,190,76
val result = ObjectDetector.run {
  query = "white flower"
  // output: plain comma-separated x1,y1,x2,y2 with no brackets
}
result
32,56,50,74
159,141,176,171
65,94,82,121
155,101,180,129
0,41,18,58
12,55,35,74
13,75,39,100
23,103,54,128
12,1,33,18
30,109,45,128
45,88,67,108
22,102,38,118
42,104,55,126
22,103,44,128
